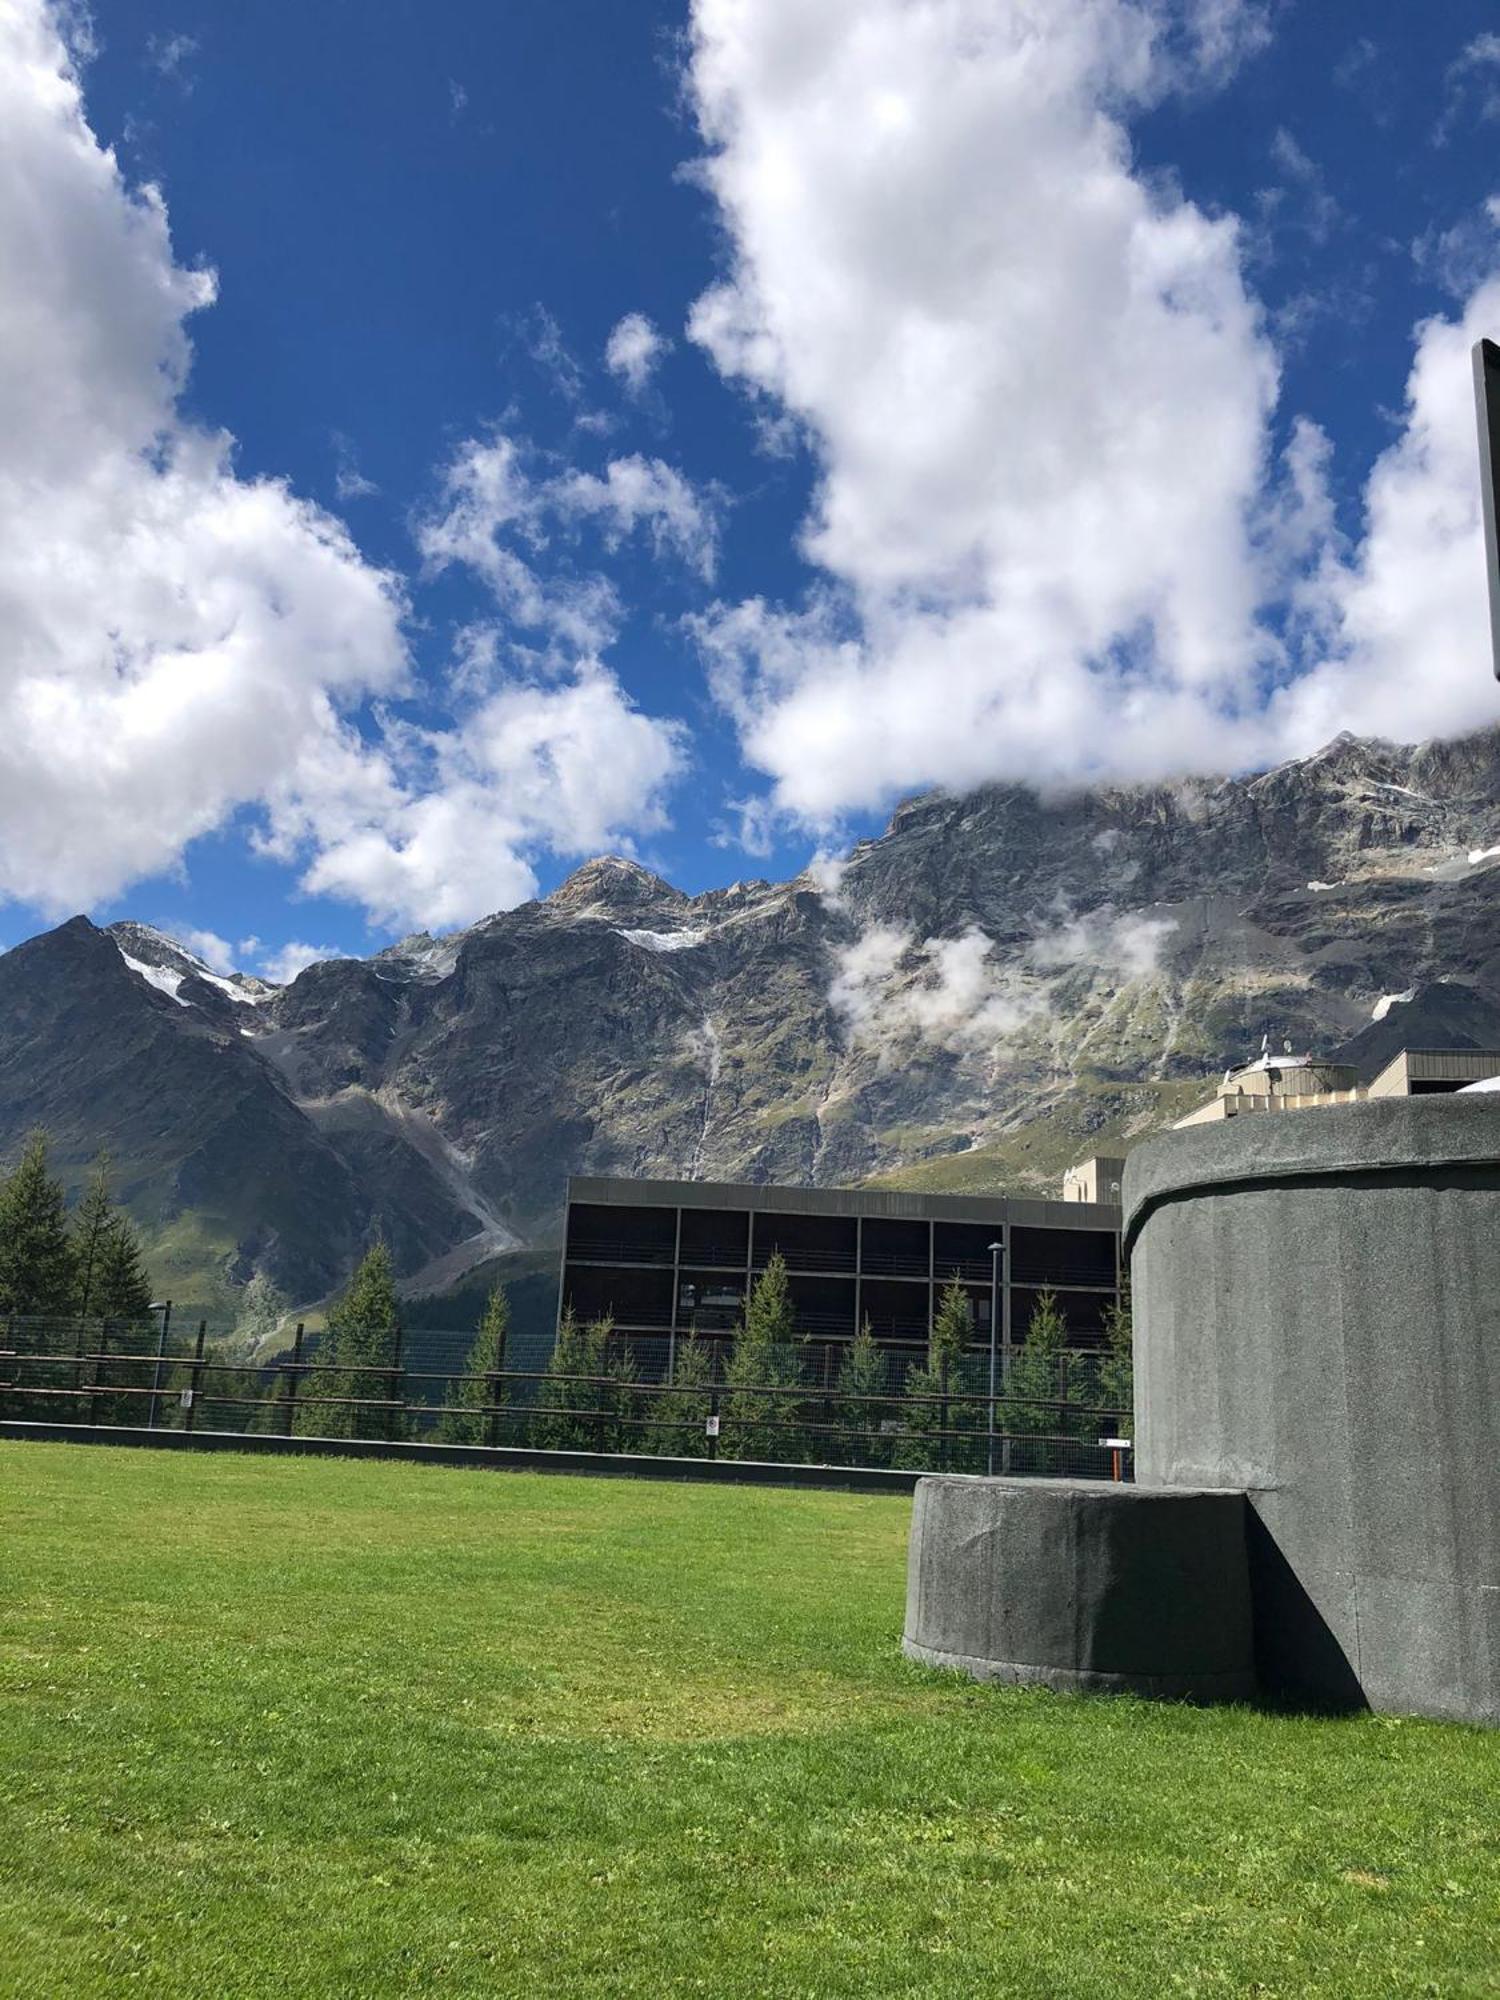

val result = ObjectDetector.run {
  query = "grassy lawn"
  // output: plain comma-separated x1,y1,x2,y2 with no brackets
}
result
1,1445,1496,1998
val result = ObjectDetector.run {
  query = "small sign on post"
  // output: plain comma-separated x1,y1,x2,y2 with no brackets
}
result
179,1389,194,1410
704,1413,720,1438
1100,1435,1133,1482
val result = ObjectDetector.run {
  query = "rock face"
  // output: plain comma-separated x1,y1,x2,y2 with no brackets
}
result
5,727,1500,1304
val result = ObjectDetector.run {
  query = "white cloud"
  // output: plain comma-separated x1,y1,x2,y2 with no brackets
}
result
683,0,1500,837
418,434,719,642
255,941,350,986
175,926,238,974
274,664,687,931
605,312,669,394
332,432,379,502
147,31,198,89
0,0,408,914
0,5,696,939
551,455,718,580
831,925,1035,1052
1029,905,1178,977
1264,278,1500,751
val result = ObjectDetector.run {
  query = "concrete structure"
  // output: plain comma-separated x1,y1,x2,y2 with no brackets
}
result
1367,1048,1500,1097
1174,1052,1362,1126
1125,1097,1500,1724
1175,1045,1500,1126
1062,1155,1125,1205
561,1174,1120,1367
903,1476,1255,1701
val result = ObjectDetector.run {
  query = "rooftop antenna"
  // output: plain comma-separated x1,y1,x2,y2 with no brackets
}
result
1472,338,1500,680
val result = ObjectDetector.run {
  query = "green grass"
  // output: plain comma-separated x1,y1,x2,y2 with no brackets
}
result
1,1446,1496,1999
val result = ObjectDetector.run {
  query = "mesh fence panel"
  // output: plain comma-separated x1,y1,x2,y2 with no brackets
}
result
0,1317,1132,1479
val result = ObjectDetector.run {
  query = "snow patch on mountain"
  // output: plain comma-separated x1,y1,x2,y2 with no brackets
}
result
118,950,191,1006
1371,988,1415,1022
616,928,707,953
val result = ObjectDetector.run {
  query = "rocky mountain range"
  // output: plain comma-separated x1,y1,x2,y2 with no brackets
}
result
5,724,1500,1314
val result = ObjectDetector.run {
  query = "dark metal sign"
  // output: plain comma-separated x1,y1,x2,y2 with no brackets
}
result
1473,338,1500,680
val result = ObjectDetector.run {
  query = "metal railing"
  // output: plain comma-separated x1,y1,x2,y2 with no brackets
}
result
0,1316,1132,1480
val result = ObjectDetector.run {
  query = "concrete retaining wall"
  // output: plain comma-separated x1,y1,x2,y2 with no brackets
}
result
902,1475,1255,1701
1124,1097,1500,1724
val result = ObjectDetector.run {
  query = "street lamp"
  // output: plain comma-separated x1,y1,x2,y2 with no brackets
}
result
987,1241,1003,1477
146,1300,172,1430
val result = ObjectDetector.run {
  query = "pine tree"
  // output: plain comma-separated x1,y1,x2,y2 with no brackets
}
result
0,1130,77,1317
1004,1287,1070,1471
310,1241,402,1441
529,1307,609,1451
651,1329,714,1457
71,1155,116,1319
722,1252,805,1462
835,1315,889,1466
92,1214,155,1322
599,1332,641,1453
1098,1289,1134,1438
930,1276,972,1369
893,1357,943,1471
440,1282,511,1445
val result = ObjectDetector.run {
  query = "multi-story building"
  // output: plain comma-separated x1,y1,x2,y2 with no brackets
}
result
559,1174,1121,1373
1174,1044,1500,1125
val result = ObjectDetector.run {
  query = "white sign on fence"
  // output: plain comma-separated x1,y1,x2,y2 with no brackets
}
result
705,1414,720,1438
180,1389,194,1410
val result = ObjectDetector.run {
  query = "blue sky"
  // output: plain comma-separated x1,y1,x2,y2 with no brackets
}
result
3,0,1500,976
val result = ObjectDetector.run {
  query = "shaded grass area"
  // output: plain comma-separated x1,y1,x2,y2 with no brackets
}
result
1,1445,1496,1998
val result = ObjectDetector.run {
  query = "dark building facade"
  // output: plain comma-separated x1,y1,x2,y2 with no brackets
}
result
560,1175,1121,1368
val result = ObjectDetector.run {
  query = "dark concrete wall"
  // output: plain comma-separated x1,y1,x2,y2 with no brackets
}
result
902,1476,1255,1701
1124,1098,1500,1724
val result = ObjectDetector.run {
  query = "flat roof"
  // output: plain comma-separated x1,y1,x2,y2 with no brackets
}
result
567,1173,1120,1231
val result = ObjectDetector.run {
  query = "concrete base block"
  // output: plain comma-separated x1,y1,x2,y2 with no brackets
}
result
903,1475,1255,1703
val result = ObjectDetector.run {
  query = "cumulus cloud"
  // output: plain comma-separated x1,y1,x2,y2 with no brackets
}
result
0,4,696,935
683,0,1500,838
605,312,669,393
174,926,238,974
831,925,1036,1052
831,902,1178,1057
0,0,411,914
254,940,350,986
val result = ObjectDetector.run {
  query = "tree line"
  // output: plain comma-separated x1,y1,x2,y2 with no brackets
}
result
2,1170,1133,1468
291,1244,1134,1470
0,1131,154,1321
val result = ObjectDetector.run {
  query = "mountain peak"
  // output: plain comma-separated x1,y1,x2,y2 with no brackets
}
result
546,856,686,916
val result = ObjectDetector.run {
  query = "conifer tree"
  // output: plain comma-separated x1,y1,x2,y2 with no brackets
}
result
1005,1287,1070,1471
722,1252,805,1462
71,1155,117,1319
529,1306,609,1451
651,1328,714,1457
310,1241,402,1441
440,1281,511,1445
0,1130,77,1317
92,1214,154,1322
1098,1289,1134,1438
836,1315,888,1466
930,1276,972,1370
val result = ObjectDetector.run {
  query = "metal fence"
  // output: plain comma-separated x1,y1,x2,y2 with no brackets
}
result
0,1317,1133,1480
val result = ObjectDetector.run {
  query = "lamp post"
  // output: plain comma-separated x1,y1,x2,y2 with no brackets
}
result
146,1300,171,1430
987,1241,1003,1477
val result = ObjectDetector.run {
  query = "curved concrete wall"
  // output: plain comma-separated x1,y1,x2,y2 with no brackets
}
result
1124,1098,1500,1724
903,1476,1255,1701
